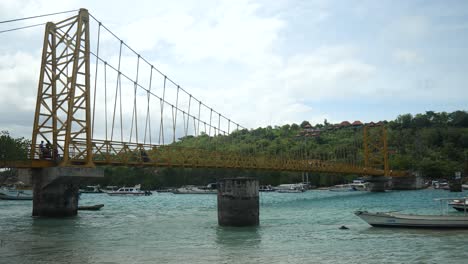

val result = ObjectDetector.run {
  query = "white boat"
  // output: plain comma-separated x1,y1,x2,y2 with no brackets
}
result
79,185,103,193
276,184,305,193
0,187,33,200
355,211,468,228
351,180,369,191
259,185,275,192
355,198,468,228
329,180,368,192
462,184,468,190
329,184,357,192
449,198,468,212
101,186,119,193
107,184,149,196
172,185,217,194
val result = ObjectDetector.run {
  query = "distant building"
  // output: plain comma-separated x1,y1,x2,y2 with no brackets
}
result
339,121,351,127
299,124,322,137
351,120,363,127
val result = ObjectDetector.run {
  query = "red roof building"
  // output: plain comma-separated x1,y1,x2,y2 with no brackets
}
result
339,121,351,127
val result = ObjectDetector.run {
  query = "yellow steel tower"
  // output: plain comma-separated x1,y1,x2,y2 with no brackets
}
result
31,9,93,167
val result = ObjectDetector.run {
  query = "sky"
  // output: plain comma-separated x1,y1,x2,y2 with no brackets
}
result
1,0,468,140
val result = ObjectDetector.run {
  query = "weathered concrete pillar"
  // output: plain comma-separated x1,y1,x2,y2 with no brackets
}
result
391,175,426,190
32,167,103,217
217,177,259,226
449,179,462,192
365,176,388,192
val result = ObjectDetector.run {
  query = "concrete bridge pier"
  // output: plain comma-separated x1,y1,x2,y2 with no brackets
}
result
391,174,425,190
217,177,259,226
364,176,388,192
32,167,104,217
449,179,462,192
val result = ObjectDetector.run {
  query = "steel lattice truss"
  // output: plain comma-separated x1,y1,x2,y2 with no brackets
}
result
31,9,92,167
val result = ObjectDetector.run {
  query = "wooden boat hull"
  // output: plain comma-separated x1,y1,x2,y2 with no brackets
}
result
451,204,468,212
0,195,33,200
355,211,468,228
78,204,104,211
0,189,33,200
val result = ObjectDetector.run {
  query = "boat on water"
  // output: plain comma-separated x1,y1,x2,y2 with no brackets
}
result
79,185,103,193
276,184,306,193
172,185,217,194
355,211,468,228
259,185,275,192
0,187,33,200
78,204,104,211
107,184,152,196
355,198,468,228
101,186,119,193
329,184,358,192
329,180,368,192
449,198,468,212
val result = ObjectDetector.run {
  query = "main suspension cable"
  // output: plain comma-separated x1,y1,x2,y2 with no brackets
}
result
0,9,78,24
0,22,45,34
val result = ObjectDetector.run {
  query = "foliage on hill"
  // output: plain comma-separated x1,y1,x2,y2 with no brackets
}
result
0,131,30,161
386,111,468,178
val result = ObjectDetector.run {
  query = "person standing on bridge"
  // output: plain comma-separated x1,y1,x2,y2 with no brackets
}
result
39,141,45,158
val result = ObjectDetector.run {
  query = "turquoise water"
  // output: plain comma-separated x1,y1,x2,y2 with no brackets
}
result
1,189,468,263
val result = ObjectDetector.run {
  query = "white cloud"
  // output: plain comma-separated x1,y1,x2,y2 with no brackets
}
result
118,0,284,66
392,49,423,64
279,46,376,98
381,15,430,46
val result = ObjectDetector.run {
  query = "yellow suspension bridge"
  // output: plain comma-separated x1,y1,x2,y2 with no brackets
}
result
1,9,408,178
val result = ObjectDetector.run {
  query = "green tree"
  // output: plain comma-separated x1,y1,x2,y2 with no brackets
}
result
0,131,30,161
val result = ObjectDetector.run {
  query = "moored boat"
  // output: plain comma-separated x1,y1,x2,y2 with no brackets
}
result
259,185,275,192
78,204,104,211
108,184,150,196
101,186,119,193
329,184,357,192
172,185,217,194
79,185,103,193
449,198,468,212
276,184,305,193
0,187,33,200
355,210,468,228
356,197,468,228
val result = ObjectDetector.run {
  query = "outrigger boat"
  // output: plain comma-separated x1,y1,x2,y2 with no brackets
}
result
108,184,152,196
449,198,468,212
78,204,104,211
355,198,468,228
172,185,217,194
0,187,33,200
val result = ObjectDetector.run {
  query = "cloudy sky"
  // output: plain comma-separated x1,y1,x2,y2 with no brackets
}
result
1,0,468,140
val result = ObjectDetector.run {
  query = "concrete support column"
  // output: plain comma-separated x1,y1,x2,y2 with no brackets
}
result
391,175,426,190
365,176,388,192
32,167,103,217
217,177,259,226
449,179,462,192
